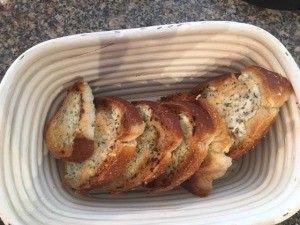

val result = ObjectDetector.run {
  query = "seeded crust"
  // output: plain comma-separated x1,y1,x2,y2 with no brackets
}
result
63,96,145,192
44,80,95,162
163,93,233,196
228,66,293,159
145,99,215,193
191,66,293,160
105,101,183,194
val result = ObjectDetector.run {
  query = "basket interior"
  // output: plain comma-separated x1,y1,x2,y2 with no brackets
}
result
0,22,299,225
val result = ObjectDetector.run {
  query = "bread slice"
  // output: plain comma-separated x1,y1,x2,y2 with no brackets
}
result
182,107,233,196
161,93,233,196
145,99,215,193
63,96,145,192
184,150,232,196
161,92,233,154
228,66,294,159
44,80,95,162
105,101,183,194
191,65,293,160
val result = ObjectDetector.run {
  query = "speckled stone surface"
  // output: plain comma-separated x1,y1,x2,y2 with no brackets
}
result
0,0,299,224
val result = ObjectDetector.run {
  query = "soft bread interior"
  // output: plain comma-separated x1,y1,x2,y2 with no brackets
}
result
165,114,192,175
63,97,146,192
64,107,120,189
146,111,203,193
105,101,184,194
199,73,261,140
105,104,157,193
45,80,95,162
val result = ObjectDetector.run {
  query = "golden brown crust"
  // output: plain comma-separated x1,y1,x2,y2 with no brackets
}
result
44,80,95,162
60,65,292,195
163,100,215,142
94,96,145,142
187,66,292,194
84,97,145,190
182,151,232,196
192,66,293,160
162,93,234,154
134,101,184,183
105,101,183,194
76,141,136,192
64,96,145,192
228,66,293,159
61,136,94,162
161,93,233,196
242,66,293,108
160,92,196,102
146,100,215,193
148,143,201,193
191,73,237,96
182,99,233,196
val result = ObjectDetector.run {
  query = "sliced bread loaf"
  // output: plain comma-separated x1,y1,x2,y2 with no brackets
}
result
44,80,95,162
105,101,183,194
162,93,233,196
145,99,215,193
63,96,145,192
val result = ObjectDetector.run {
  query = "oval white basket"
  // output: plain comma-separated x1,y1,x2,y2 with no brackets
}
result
0,21,299,225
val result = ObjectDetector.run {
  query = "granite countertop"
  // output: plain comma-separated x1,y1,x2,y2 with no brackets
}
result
0,0,299,224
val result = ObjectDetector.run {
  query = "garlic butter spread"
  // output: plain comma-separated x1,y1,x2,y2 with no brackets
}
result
202,74,261,138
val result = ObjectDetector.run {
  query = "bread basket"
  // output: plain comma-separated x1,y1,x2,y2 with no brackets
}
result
0,21,299,225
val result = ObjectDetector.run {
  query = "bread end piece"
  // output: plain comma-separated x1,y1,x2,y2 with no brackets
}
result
243,66,293,108
64,96,145,192
44,80,95,162
228,66,293,159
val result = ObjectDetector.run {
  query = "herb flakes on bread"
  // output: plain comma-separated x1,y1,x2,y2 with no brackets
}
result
63,96,145,192
44,80,95,162
192,66,293,160
44,65,293,197
161,93,233,197
105,101,183,194
145,99,215,193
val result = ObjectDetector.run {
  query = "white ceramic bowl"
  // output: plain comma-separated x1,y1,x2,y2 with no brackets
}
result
0,21,299,225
